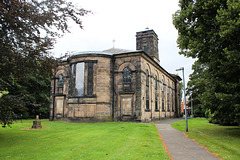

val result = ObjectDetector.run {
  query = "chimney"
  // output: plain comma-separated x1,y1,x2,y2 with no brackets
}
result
136,29,159,63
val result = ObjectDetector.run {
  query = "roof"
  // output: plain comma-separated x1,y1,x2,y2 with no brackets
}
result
103,48,134,54
70,48,134,58
72,51,113,56
62,48,181,82
171,74,182,81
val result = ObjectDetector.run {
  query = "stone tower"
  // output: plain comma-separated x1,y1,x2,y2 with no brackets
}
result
136,29,159,62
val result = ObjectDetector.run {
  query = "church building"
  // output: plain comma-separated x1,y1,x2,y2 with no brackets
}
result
50,29,182,122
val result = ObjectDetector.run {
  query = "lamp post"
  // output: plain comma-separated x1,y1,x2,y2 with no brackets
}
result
176,67,188,132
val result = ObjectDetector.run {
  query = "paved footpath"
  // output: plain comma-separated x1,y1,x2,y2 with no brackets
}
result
155,119,220,160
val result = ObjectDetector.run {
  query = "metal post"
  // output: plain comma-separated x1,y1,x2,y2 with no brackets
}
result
176,67,188,132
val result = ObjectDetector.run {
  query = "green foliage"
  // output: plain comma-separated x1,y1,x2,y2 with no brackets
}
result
172,118,240,160
0,90,9,98
0,121,169,160
173,0,240,125
0,0,90,127
186,61,209,117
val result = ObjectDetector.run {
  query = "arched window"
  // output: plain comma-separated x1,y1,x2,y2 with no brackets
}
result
58,74,64,87
146,70,149,110
155,76,157,89
161,79,164,91
172,82,174,112
162,76,165,111
146,70,149,86
167,80,170,111
58,74,64,94
172,90,174,112
123,67,131,83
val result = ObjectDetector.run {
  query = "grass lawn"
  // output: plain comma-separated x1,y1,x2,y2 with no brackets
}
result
0,120,169,160
171,118,240,160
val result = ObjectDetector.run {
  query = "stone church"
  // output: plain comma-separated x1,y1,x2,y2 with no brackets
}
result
50,29,182,122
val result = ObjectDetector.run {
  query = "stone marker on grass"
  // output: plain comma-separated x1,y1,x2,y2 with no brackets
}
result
32,115,42,129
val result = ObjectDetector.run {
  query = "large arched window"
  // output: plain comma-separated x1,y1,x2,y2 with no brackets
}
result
75,63,85,96
70,62,85,96
146,70,149,110
70,61,95,97
123,67,131,83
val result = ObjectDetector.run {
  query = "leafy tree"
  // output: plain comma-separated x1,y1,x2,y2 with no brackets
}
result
0,0,90,127
173,0,240,125
186,61,209,117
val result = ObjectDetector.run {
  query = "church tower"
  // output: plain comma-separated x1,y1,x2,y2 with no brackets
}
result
136,29,159,62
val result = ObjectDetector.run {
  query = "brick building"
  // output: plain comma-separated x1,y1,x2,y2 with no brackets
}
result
50,29,182,122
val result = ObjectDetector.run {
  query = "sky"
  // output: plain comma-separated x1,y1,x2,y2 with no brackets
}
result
52,0,196,84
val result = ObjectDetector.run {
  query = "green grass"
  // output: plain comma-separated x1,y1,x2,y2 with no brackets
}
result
0,120,169,160
171,118,240,160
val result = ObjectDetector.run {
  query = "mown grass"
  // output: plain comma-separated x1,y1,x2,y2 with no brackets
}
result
171,118,240,160
0,120,169,160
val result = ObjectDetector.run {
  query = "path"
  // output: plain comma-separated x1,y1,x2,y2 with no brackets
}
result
155,119,220,160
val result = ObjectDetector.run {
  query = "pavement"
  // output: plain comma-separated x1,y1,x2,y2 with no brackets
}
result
155,119,221,160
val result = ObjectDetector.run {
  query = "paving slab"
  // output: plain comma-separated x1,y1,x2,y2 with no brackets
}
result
155,119,220,160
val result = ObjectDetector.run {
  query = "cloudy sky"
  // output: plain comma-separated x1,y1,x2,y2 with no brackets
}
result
52,0,195,84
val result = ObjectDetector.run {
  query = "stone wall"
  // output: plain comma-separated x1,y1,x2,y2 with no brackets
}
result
113,54,142,121
140,54,177,122
50,52,182,122
50,54,113,122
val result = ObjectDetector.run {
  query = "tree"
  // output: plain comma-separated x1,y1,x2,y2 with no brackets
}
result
173,0,240,125
0,0,90,127
186,61,209,117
